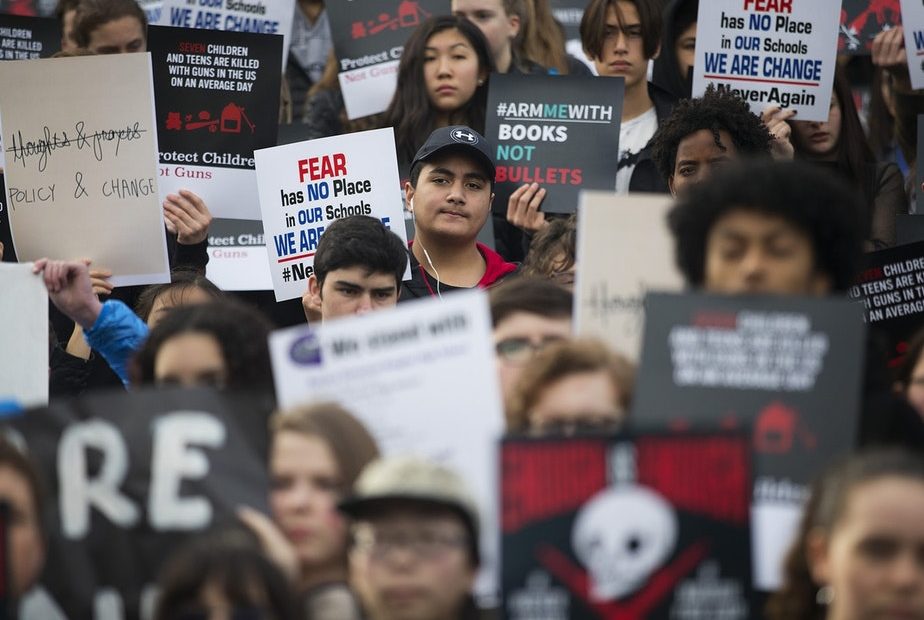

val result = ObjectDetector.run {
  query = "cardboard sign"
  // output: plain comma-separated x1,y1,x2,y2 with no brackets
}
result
327,0,450,119
841,0,900,53
485,75,623,214
901,0,924,89
501,433,753,620
633,292,866,590
139,0,163,24
269,291,505,599
206,218,272,290
156,0,295,67
255,127,409,301
574,192,684,361
0,263,46,409
7,388,271,619
0,54,169,286
849,240,924,364
149,25,282,221
693,0,842,121
0,14,58,59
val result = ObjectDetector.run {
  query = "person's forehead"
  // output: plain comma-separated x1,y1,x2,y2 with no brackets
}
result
608,0,641,25
421,151,490,179
359,504,464,529
324,266,398,287
711,208,807,238
676,128,736,158
453,0,505,13
494,311,571,339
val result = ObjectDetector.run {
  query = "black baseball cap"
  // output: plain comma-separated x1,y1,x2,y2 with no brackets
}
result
410,125,496,180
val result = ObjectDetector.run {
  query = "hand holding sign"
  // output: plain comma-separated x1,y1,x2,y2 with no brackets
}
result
163,189,213,245
32,258,102,330
759,106,796,159
506,182,549,234
872,25,912,91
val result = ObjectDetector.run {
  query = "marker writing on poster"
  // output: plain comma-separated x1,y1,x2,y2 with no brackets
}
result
6,121,146,171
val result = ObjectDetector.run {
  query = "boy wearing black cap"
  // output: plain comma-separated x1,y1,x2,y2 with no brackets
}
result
402,126,517,300
340,457,481,620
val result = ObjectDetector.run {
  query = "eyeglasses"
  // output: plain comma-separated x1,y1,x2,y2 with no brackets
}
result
352,527,470,562
495,336,565,364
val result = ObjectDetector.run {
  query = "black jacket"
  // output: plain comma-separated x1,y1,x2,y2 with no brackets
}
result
627,82,677,194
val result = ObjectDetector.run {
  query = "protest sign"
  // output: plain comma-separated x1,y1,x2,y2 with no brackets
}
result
0,13,58,59
157,0,294,67
485,75,623,214
255,127,409,301
327,0,450,119
149,25,281,221
501,433,753,620
205,218,272,290
0,54,169,286
0,0,54,15
139,0,162,24
0,263,46,409
574,192,684,360
6,388,271,619
901,0,924,88
849,240,924,364
841,0,900,53
693,0,841,121
896,215,924,246
269,291,504,600
633,292,866,590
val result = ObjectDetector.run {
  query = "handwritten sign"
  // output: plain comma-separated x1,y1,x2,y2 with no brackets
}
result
485,74,623,214
901,0,924,88
149,25,282,220
156,0,295,67
0,263,46,409
0,54,169,286
254,127,408,301
693,0,842,121
327,0,450,119
574,192,684,361
0,13,59,60
269,291,504,600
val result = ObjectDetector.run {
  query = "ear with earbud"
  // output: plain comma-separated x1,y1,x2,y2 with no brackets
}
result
409,197,414,213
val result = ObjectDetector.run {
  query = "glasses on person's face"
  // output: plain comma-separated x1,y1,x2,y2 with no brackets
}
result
530,414,624,436
495,336,565,364
352,526,469,563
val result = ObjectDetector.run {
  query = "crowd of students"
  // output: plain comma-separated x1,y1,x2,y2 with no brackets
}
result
2,0,924,618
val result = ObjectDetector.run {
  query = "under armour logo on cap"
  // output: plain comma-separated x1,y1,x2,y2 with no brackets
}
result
451,128,478,144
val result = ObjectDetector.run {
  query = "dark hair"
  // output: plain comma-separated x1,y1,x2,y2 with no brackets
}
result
55,0,81,21
651,0,698,99
130,300,274,391
73,0,147,48
580,0,662,62
789,70,877,235
154,525,299,620
384,15,494,163
517,0,569,73
313,216,408,290
650,85,773,183
490,277,572,327
0,437,46,543
271,402,380,493
668,159,864,292
766,449,924,620
134,269,223,323
521,215,577,280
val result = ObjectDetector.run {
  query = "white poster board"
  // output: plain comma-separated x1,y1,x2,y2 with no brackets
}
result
255,127,409,301
156,0,296,67
693,0,842,121
205,219,273,291
574,192,685,361
0,54,170,286
269,291,504,602
901,0,924,90
0,263,47,409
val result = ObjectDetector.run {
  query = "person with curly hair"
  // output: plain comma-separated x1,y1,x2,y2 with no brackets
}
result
650,85,773,197
129,300,274,391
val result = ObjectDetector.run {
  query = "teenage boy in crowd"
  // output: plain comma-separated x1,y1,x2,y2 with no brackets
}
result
668,159,924,446
73,0,147,54
402,126,517,299
505,0,673,236
650,86,773,198
340,457,482,620
302,216,409,322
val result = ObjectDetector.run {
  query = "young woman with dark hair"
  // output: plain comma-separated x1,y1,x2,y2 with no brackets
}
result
383,15,494,164
787,70,906,249
766,449,924,620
